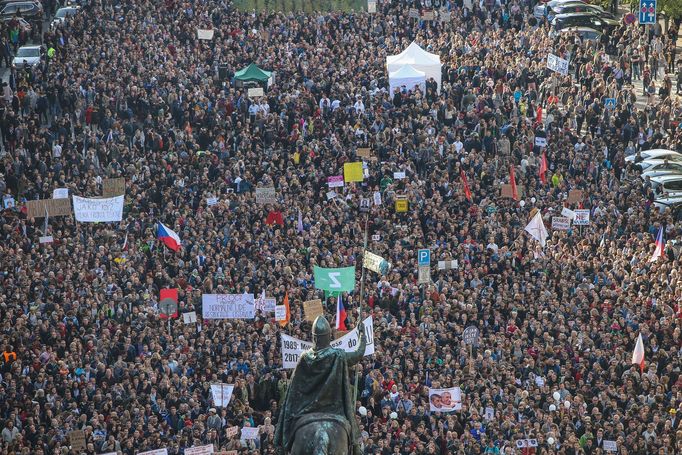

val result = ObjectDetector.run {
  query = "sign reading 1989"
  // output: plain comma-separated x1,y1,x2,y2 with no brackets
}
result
639,0,656,25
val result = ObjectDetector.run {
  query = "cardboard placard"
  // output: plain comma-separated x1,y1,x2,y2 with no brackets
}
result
303,299,324,323
356,147,371,159
226,426,239,438
500,184,524,199
422,11,435,21
567,189,583,204
103,177,125,197
255,187,277,204
69,430,86,451
26,198,72,218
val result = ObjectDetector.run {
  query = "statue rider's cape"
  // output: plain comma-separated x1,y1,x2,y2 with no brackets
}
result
275,346,360,454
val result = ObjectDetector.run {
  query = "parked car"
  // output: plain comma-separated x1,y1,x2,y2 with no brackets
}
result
534,0,586,19
551,12,620,31
547,3,615,22
648,175,682,195
51,6,79,28
0,1,43,19
654,195,682,219
12,44,41,67
1,15,31,33
625,149,682,163
640,162,682,179
557,26,602,41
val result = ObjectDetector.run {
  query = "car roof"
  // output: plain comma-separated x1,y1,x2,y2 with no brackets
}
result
560,26,601,33
648,174,682,183
18,45,41,50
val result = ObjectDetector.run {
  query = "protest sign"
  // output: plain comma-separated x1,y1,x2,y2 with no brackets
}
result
428,387,462,412
534,137,547,148
102,177,125,197
573,209,591,226
202,294,255,319
210,383,234,407
139,450,169,455
356,147,371,159
462,326,480,346
393,171,406,179
603,440,617,452
26,198,72,218
241,427,259,440
437,260,458,270
484,406,495,421
568,189,583,204
207,197,219,206
343,162,364,182
255,187,277,204
551,216,571,230
226,426,239,438
422,11,435,20
69,430,86,450
197,29,215,40
72,195,124,222
281,317,374,368
362,251,391,274
313,266,355,292
255,296,276,313
395,196,408,213
367,1,376,13
516,439,538,448
326,191,337,200
275,305,287,321
408,8,419,18
561,207,576,219
185,444,215,455
303,299,323,322
3,196,14,209
418,265,431,284
53,188,69,199
182,312,197,324
216,452,237,455
546,53,569,75
327,175,344,188
440,11,451,22
373,191,382,206
247,87,264,98
39,236,54,244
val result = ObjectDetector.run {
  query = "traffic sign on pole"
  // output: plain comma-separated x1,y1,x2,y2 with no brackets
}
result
418,249,430,266
639,0,656,25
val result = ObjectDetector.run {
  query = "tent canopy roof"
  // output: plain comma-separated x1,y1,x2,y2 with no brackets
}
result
234,63,272,82
389,64,426,79
386,42,441,66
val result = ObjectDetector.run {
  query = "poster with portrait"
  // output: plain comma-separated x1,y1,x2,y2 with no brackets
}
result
428,387,462,412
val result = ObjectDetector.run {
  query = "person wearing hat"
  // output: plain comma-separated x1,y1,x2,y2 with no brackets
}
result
207,408,221,432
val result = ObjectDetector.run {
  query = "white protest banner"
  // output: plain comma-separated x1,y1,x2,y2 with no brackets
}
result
275,305,287,322
202,294,255,319
561,207,576,220
39,236,54,244
185,444,215,455
534,137,547,148
367,0,376,13
393,171,406,179
182,312,197,324
547,53,569,76
240,427,259,440
226,426,239,438
210,383,234,407
207,197,219,206
139,450,169,455
72,195,124,222
197,29,215,40
255,187,277,204
247,87,264,98
573,209,591,226
255,296,276,313
327,175,344,188
330,316,375,356
53,188,69,199
326,191,337,200
362,251,391,274
551,216,571,231
603,440,617,452
438,260,459,270
428,387,462,412
373,191,382,206
281,334,314,368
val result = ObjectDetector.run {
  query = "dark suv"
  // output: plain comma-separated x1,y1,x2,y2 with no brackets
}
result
0,1,43,20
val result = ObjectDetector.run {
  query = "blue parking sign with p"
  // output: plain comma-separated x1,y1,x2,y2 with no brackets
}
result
418,249,430,266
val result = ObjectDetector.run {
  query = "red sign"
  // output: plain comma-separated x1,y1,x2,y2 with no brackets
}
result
625,13,636,24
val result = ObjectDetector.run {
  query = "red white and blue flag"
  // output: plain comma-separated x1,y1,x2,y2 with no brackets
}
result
649,226,665,262
335,295,347,331
157,222,182,251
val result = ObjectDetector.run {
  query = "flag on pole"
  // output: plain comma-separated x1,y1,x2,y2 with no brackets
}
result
297,209,304,233
539,151,548,185
649,226,665,262
279,292,290,327
524,211,549,247
122,233,128,252
631,333,645,373
335,295,347,331
510,165,519,201
460,169,472,201
157,222,182,251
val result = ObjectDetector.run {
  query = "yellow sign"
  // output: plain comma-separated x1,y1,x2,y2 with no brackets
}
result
343,162,364,182
395,197,408,213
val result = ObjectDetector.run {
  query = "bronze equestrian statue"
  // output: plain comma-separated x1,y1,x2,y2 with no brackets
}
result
275,315,367,455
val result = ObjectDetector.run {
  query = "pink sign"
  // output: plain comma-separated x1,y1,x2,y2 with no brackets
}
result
327,175,344,188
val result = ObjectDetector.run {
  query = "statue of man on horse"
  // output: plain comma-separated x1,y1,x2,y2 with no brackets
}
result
275,315,367,455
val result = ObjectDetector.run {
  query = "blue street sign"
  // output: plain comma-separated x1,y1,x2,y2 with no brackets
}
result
418,249,430,266
639,0,656,25
605,98,616,110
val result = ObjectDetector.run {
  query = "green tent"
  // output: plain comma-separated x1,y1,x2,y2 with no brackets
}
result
234,63,271,83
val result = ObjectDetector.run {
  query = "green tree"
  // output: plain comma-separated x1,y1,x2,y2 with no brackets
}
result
658,0,682,20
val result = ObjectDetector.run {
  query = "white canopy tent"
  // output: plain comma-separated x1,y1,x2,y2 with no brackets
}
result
388,64,426,95
386,42,442,93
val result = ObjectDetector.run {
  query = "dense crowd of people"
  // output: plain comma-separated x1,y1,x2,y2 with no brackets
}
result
0,0,681,454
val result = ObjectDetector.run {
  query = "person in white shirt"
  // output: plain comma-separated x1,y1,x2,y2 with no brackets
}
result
353,97,365,115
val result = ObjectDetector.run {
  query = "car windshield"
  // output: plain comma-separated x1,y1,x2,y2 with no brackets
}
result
56,9,74,18
16,48,39,58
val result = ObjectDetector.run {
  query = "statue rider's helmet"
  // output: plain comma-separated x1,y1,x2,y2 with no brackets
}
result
312,315,332,350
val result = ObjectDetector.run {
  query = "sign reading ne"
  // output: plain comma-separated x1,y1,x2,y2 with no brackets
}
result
281,317,375,368
72,195,124,222
202,294,255,319
573,209,591,226
255,187,277,204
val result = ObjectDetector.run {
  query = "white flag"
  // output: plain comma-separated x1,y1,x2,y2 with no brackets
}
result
524,211,549,247
631,333,645,372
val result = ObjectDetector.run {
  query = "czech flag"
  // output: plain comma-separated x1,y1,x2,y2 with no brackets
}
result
335,295,347,331
649,226,665,262
157,222,181,251
631,333,645,373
